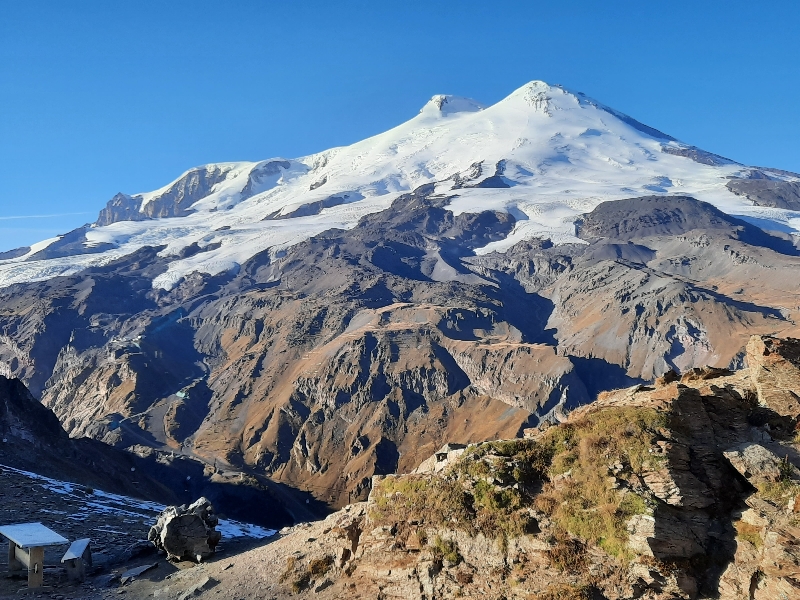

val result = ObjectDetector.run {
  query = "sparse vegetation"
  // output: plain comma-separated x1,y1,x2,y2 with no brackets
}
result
371,406,661,562
757,480,800,507
455,570,473,585
279,556,297,583
532,407,663,560
280,554,332,593
756,455,800,507
291,572,311,594
430,535,461,565
545,531,588,573
309,555,333,577
734,521,764,549
370,476,473,529
370,457,536,542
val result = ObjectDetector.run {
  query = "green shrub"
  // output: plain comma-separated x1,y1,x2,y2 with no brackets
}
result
430,535,461,565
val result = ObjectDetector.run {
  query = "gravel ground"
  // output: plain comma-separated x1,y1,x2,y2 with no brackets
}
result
0,465,275,599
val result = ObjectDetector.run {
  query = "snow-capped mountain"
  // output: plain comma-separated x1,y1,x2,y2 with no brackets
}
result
2,80,800,508
2,80,798,290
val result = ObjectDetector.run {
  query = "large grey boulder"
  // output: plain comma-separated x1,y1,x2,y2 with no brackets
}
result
723,443,796,484
148,497,221,562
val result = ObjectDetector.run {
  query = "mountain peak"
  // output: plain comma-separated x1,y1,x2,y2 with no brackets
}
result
514,79,561,93
494,80,584,116
419,94,485,117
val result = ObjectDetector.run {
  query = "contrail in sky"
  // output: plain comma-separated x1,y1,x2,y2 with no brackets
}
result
0,212,93,220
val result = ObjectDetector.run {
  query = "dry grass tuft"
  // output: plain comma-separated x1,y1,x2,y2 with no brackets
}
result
371,406,663,564
309,555,334,577
734,521,764,549
279,556,297,583
534,582,593,599
545,530,588,573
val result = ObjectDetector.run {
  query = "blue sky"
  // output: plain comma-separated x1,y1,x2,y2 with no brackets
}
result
1,0,798,251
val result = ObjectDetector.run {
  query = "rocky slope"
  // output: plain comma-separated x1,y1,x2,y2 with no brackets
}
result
0,374,305,528
0,188,797,507
117,334,800,600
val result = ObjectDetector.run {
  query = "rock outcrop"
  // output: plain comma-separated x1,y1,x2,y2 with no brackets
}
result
148,497,222,562
747,335,800,418
203,335,800,599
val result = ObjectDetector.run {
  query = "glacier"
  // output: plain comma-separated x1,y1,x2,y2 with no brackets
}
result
1,80,798,290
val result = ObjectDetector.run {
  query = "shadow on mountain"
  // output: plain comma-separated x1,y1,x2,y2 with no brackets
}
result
492,272,558,346
568,356,643,401
696,286,786,319
735,221,800,257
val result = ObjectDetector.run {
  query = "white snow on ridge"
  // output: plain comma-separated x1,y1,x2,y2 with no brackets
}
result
1,81,798,289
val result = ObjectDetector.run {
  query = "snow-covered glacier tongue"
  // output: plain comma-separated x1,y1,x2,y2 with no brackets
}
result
1,80,799,290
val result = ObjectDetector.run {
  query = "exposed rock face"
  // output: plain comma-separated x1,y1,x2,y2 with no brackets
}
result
25,225,116,261
747,335,800,418
577,195,744,241
240,160,292,198
1,190,799,507
191,335,800,600
0,374,298,529
660,144,736,166
148,497,221,561
95,193,147,226
727,178,800,211
96,165,236,225
95,160,295,227
724,443,792,483
0,246,30,260
0,374,66,445
0,374,178,500
548,195,800,379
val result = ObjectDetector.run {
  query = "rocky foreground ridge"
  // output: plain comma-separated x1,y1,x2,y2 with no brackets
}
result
137,334,800,600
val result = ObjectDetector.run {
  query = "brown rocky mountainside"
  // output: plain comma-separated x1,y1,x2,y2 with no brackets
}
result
0,189,799,506
119,334,800,600
0,374,300,528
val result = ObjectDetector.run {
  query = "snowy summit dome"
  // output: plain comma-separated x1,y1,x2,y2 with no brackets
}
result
2,79,798,291
419,94,486,117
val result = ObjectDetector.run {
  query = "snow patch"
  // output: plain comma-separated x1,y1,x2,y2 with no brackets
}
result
0,464,276,540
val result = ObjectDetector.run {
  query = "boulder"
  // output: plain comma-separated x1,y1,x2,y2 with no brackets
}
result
723,443,790,484
746,336,800,418
148,497,221,562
